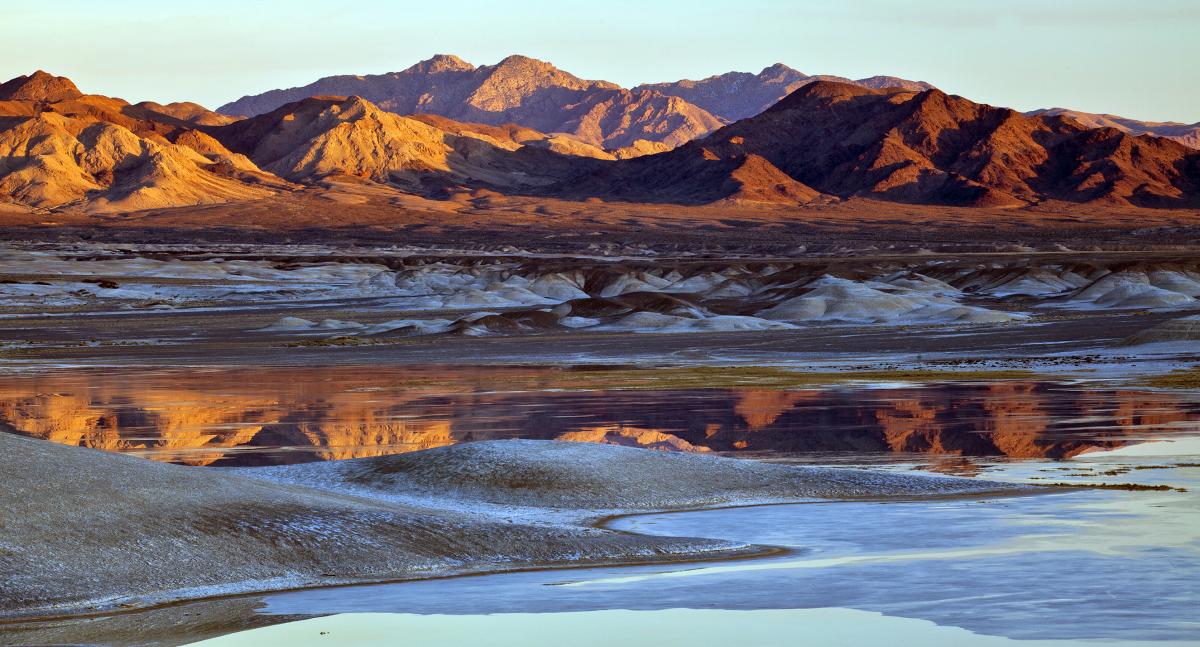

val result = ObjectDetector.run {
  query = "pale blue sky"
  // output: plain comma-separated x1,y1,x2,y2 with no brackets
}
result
2,0,1196,122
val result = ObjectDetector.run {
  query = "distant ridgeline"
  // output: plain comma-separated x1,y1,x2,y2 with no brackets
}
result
0,60,1198,215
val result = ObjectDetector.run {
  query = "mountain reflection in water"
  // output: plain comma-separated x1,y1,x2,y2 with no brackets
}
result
0,366,1197,467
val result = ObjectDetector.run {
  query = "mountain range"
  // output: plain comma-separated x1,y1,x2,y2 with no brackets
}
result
218,55,721,153
218,55,934,153
1024,108,1200,150
0,71,284,213
634,63,934,122
563,82,1200,207
212,94,600,192
0,62,1198,215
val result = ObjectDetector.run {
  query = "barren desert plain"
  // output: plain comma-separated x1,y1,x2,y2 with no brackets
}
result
2,9,1200,645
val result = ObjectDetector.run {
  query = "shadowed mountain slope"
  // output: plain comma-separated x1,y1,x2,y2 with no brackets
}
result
406,113,616,160
560,81,1200,208
133,101,240,127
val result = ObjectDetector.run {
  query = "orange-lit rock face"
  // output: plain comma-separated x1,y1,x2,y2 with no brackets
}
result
976,382,1055,458
0,367,1197,466
0,367,471,466
556,426,710,453
875,398,946,453
0,387,271,465
272,419,455,462
734,391,812,431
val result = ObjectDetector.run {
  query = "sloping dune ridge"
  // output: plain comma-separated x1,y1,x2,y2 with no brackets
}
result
0,434,1020,619
234,256,1198,338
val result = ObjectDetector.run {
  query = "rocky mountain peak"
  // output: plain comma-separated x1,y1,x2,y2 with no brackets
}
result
0,70,84,102
408,54,475,75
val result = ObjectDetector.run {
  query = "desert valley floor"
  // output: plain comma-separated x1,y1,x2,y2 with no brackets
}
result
0,221,1198,645
4,7,1200,642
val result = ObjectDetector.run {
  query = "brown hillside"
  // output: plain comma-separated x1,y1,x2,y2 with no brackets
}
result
0,73,278,212
561,81,1200,208
207,95,600,191
3,72,1198,215
133,101,240,127
407,114,615,160
556,138,822,206
0,70,83,102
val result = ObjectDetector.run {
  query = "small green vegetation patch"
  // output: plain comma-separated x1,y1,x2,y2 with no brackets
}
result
1035,482,1187,493
1143,366,1200,389
555,366,1036,391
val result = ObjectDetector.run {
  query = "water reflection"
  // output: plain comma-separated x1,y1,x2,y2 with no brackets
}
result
0,366,1197,466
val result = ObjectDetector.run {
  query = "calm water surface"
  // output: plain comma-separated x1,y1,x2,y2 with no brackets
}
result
1,365,1198,466
236,453,1200,644
3,365,1198,645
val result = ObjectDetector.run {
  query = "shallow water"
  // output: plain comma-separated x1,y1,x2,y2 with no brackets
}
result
2,364,1198,646
1,365,1198,466
191,609,1195,647
221,453,1200,644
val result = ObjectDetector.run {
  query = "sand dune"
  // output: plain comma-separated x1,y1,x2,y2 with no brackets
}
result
759,276,1022,324
0,250,407,307
242,439,1014,511
1047,269,1200,310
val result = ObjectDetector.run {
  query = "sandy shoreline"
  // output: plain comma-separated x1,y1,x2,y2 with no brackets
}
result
3,431,1195,646
0,435,1028,622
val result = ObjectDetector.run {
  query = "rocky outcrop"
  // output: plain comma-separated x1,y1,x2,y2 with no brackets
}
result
132,100,239,127
0,111,273,212
0,70,83,102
